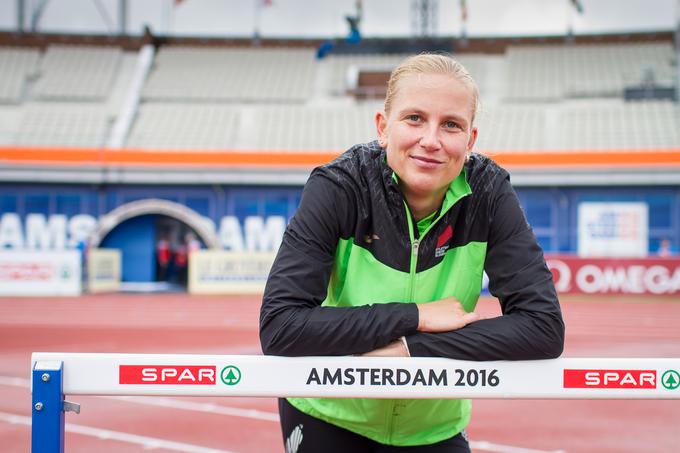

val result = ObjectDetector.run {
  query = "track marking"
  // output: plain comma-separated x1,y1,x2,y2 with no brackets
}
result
0,410,565,453
0,376,29,387
2,375,564,453
0,411,236,453
109,396,280,422
0,376,278,422
470,440,566,453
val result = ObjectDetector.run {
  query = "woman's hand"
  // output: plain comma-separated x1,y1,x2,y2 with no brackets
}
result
416,297,481,332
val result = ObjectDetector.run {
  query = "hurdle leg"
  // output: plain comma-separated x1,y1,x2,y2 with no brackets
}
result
32,360,67,453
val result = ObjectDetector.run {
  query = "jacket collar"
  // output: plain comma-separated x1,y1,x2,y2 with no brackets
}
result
376,143,472,213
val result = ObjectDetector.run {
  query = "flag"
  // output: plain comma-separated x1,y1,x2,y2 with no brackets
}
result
460,0,468,22
570,0,584,14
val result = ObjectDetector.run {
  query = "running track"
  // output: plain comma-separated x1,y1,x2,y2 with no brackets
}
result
1,294,679,453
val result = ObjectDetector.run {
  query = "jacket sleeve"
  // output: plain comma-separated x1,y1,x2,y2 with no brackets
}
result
406,175,565,360
259,171,419,356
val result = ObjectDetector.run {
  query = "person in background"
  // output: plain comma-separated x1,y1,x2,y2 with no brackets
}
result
184,232,201,285
76,237,89,285
657,238,674,257
174,237,188,286
156,233,172,282
260,53,564,452
185,232,201,255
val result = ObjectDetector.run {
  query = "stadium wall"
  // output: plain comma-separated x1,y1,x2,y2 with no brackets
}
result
0,182,678,257
1,147,679,287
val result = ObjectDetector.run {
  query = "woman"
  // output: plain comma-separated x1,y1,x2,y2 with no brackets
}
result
260,53,564,452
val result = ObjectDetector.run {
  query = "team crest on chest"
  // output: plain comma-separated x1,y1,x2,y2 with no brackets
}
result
435,225,453,258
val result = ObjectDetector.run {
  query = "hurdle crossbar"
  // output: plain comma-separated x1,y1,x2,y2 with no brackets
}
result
30,353,680,453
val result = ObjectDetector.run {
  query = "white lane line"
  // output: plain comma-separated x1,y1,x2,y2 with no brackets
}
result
470,440,566,453
2,376,564,453
0,375,278,422
0,409,566,453
0,376,30,387
108,396,280,422
0,411,236,453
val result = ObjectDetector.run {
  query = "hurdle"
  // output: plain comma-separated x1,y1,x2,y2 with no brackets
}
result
31,352,680,453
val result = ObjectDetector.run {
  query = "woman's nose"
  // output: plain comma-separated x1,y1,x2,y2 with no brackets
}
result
419,124,441,150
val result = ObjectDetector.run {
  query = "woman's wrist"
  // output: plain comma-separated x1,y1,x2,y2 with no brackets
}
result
399,336,411,357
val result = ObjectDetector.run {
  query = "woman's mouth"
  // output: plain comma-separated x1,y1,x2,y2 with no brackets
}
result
410,155,443,169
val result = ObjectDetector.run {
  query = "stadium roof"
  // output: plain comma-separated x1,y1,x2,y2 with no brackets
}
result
0,0,676,39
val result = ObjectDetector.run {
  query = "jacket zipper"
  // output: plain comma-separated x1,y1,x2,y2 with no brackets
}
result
389,193,470,443
382,204,416,443
403,202,419,302
385,205,420,443
409,238,419,301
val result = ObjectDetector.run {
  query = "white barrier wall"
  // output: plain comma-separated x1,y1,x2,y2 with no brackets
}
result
0,250,81,296
578,202,648,257
87,248,121,293
188,250,276,295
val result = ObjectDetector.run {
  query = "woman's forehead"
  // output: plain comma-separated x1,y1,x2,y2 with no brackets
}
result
390,73,476,115
397,72,471,93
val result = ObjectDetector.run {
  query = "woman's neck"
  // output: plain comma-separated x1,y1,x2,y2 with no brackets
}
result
402,188,446,221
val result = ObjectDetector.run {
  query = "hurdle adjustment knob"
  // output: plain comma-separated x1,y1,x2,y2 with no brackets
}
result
41,373,50,382
34,402,44,411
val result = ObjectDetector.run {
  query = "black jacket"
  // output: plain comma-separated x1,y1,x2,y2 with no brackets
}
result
260,141,564,360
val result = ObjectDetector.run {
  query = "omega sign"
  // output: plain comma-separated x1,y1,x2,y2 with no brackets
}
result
546,257,680,295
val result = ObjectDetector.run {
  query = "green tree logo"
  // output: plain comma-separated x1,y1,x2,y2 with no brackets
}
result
220,365,242,386
661,370,680,390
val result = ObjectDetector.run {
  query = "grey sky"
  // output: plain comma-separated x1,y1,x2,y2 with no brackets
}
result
0,0,676,39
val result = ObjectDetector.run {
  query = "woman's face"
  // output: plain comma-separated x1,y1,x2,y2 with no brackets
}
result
376,73,477,202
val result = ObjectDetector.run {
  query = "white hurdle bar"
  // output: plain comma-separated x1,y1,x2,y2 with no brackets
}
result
32,353,680,399
29,353,680,453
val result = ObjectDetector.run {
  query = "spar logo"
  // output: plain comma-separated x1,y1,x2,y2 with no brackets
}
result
119,365,216,385
661,370,680,390
220,365,242,385
563,369,656,389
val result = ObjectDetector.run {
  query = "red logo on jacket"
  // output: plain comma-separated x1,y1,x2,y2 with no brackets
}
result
435,225,453,258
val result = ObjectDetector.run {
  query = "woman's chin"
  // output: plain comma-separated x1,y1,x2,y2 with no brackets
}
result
401,179,447,200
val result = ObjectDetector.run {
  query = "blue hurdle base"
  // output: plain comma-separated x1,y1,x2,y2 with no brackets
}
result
31,360,65,453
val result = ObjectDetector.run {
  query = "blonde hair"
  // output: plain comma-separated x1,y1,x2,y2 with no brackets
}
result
384,53,480,124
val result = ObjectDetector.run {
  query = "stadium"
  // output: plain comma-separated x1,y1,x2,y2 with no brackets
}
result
1,1,679,452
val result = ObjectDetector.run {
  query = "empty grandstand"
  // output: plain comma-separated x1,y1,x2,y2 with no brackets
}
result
2,35,678,152
0,18,679,291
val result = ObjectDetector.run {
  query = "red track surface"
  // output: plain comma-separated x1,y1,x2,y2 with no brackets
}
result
1,293,679,453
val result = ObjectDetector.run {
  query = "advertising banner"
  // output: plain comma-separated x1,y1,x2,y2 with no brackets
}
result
87,248,121,293
188,250,276,295
546,256,680,295
578,202,648,257
0,250,81,296
31,352,680,399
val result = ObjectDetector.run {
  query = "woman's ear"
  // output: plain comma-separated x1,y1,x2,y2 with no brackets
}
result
375,111,388,148
467,126,478,151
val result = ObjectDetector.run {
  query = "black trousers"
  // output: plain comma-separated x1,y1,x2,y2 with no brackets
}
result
278,398,471,453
